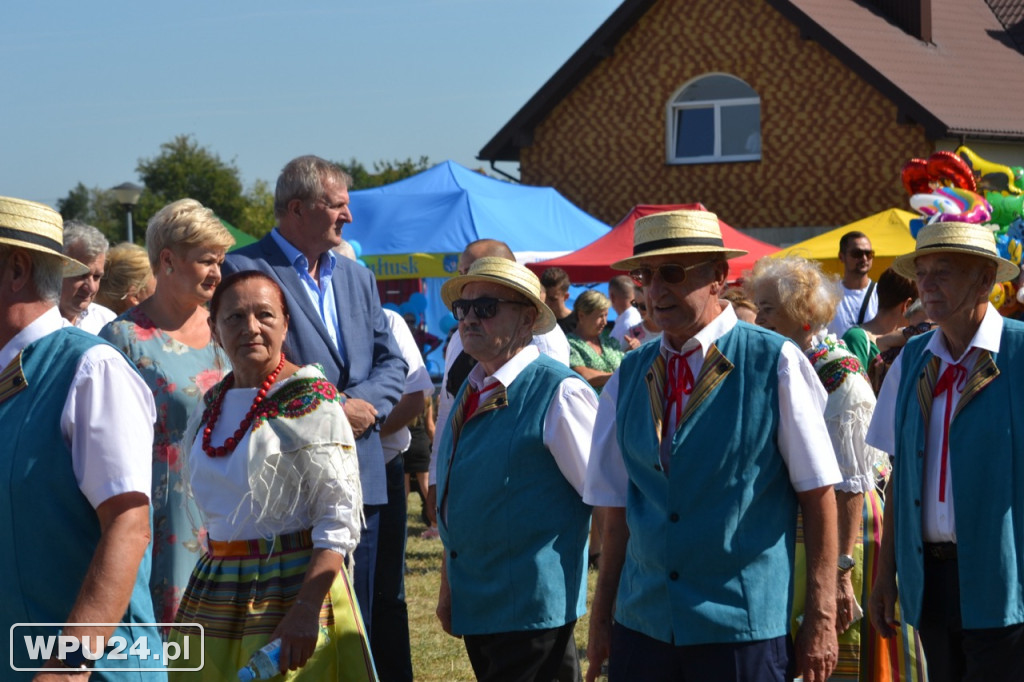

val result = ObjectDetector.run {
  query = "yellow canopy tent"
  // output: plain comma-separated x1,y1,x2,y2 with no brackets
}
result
774,208,918,280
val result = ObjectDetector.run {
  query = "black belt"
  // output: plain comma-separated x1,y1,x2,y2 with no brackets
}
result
924,542,957,560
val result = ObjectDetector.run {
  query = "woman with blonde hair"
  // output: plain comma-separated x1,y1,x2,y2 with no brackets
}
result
746,255,912,681
96,242,157,314
100,198,235,624
566,289,624,391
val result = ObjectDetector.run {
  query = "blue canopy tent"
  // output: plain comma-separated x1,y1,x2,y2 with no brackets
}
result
344,161,610,375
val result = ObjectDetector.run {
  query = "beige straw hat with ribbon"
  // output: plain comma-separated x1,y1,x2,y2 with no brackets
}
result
441,256,556,333
892,220,1020,282
0,196,88,276
611,209,747,271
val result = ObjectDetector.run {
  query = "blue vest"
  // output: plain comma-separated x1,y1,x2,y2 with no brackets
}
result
436,355,591,635
0,328,163,680
615,324,797,645
892,320,1024,629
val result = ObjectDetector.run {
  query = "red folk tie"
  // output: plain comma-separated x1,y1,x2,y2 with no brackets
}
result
464,381,500,423
931,362,967,503
664,347,699,437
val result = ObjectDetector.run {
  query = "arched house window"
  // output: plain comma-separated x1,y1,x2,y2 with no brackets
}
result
667,74,761,164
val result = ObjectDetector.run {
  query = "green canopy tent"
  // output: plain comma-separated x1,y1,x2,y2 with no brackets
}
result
219,218,257,250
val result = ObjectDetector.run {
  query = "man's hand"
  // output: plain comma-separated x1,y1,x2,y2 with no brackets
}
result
342,397,378,437
794,613,838,682
836,572,857,634
584,611,611,682
868,570,899,638
436,557,459,638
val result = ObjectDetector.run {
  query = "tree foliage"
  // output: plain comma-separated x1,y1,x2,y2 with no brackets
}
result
335,156,432,190
57,183,129,243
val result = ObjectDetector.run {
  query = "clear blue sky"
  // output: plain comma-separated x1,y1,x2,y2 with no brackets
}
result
2,1,621,209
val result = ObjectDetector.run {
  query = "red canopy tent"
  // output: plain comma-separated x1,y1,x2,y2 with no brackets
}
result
526,203,780,283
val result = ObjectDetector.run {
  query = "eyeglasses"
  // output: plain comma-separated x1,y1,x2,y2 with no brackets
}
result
629,261,715,288
631,300,647,313
847,248,875,259
451,297,530,321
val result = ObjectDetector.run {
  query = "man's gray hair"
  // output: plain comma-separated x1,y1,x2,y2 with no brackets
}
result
0,244,64,304
274,155,354,219
63,220,109,261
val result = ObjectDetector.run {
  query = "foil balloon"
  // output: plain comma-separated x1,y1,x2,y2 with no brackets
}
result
956,146,1023,195
901,151,977,195
909,186,991,224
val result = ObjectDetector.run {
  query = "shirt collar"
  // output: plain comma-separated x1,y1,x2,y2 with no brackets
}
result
0,306,64,369
659,300,735,360
926,303,1003,365
466,345,540,390
270,227,336,276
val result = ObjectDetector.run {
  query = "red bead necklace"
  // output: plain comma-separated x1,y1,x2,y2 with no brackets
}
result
202,353,286,458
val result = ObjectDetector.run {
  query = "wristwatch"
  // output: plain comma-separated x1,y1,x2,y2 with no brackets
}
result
838,554,856,572
56,646,94,670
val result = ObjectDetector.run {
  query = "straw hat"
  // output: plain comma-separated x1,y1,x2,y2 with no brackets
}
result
0,196,88,276
892,220,1020,282
611,209,747,270
441,257,556,333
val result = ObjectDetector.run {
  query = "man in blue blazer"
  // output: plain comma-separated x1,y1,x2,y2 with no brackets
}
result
223,155,407,635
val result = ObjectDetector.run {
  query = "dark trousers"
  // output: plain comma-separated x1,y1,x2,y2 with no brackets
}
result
918,554,1024,682
352,502,381,637
608,622,793,682
463,621,581,682
370,455,413,682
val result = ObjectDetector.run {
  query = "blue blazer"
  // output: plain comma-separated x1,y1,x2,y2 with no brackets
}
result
224,234,407,504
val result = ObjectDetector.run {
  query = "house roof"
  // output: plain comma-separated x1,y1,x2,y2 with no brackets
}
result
479,0,1024,162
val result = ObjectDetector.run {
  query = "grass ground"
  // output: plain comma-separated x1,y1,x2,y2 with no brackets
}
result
403,493,598,681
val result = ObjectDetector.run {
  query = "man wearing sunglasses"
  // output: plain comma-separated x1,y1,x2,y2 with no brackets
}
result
435,257,598,682
827,231,879,337
584,209,842,682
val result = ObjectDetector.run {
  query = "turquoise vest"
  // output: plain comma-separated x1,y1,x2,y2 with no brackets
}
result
892,320,1024,629
0,328,163,680
437,355,591,635
615,324,797,645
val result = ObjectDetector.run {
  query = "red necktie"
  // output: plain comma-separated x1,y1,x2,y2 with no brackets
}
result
664,348,699,437
464,381,499,423
932,362,967,502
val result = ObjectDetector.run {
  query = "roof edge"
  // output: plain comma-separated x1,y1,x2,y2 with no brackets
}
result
477,0,658,162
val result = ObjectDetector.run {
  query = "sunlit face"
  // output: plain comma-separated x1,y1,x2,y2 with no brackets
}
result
543,286,567,314
752,281,805,343
163,244,225,304
913,252,993,324
840,237,874,277
643,253,725,349
576,306,608,338
60,245,104,319
292,178,351,255
213,278,289,372
457,281,534,368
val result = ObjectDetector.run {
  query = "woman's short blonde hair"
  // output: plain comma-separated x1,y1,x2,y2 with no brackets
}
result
96,242,153,314
145,198,234,268
744,256,841,331
573,289,610,316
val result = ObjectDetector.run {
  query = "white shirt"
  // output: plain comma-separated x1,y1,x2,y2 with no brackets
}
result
827,281,879,337
73,302,117,335
429,323,571,483
439,345,598,523
609,306,643,349
0,307,155,508
380,309,436,461
585,304,842,507
867,304,1004,542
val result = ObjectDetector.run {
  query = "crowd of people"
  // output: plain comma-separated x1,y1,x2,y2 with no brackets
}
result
2,161,1023,682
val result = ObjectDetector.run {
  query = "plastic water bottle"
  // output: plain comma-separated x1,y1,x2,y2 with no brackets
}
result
237,626,331,681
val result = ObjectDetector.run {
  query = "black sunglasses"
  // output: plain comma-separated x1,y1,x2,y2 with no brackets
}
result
847,248,875,259
629,261,715,288
451,297,530,321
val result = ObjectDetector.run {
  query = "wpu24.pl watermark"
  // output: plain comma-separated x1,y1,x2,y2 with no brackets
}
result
10,623,204,672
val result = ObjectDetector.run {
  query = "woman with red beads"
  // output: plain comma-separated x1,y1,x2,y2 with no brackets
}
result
168,271,377,682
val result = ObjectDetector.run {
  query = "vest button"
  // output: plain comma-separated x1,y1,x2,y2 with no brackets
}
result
669,513,679,522
917,450,924,458
669,571,679,580
917,546,922,554
653,464,662,472
450,551,458,559
914,499,921,507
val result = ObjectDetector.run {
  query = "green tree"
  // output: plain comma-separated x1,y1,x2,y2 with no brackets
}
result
56,183,128,243
335,156,431,190
239,179,276,238
135,134,247,228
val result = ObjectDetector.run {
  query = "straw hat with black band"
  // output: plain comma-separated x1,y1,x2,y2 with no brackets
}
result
892,220,1020,283
441,256,556,333
611,209,747,271
0,196,88,276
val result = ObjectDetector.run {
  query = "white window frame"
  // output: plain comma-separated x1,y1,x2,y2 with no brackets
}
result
666,74,761,165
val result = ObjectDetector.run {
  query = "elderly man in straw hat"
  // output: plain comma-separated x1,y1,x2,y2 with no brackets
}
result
867,221,1024,682
434,257,598,682
0,197,165,679
585,209,843,682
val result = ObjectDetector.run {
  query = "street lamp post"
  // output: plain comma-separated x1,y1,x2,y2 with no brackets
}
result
111,182,144,243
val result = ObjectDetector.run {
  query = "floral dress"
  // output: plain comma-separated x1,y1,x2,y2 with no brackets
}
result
100,306,230,625
567,332,624,374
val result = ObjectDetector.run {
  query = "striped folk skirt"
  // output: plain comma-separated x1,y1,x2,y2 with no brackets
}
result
168,529,377,681
792,488,928,682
